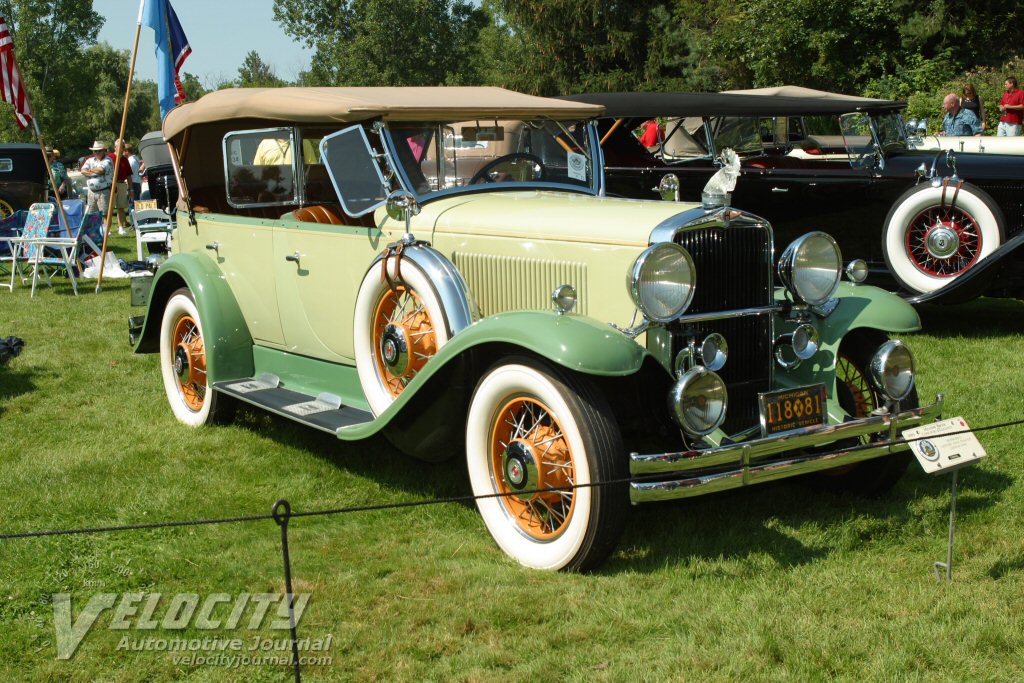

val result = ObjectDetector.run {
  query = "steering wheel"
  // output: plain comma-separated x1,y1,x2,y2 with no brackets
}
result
469,153,545,184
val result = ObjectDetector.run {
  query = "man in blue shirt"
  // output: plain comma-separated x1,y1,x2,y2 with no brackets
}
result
940,93,982,136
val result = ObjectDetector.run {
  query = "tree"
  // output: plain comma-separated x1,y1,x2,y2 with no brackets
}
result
0,0,103,149
273,0,487,86
236,51,285,88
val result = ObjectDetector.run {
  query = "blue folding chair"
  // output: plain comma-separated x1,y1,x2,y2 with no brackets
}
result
15,203,82,297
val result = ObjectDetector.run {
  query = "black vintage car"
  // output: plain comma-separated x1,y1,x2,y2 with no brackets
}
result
0,143,47,219
565,90,1024,302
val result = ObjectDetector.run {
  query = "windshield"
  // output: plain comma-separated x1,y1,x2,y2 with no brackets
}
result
383,118,600,199
872,111,910,152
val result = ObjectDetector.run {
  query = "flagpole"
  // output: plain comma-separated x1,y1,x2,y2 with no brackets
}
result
30,120,71,238
96,0,145,293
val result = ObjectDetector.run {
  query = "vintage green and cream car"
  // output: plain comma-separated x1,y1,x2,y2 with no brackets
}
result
131,87,944,571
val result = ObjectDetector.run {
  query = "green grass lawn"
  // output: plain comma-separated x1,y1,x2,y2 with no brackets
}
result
2,249,1023,682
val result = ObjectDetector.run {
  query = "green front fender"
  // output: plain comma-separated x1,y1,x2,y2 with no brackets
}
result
342,311,650,440
133,253,254,383
776,282,921,389
436,310,649,377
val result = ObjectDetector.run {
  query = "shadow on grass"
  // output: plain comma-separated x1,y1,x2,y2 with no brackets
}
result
604,463,1013,575
226,404,1014,575
915,296,1024,337
988,552,1024,579
0,366,36,417
231,405,470,503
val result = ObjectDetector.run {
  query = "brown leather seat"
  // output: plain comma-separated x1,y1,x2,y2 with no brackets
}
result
292,204,344,224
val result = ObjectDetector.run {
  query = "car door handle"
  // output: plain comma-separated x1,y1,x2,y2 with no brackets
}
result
771,187,788,193
205,241,219,254
285,251,301,263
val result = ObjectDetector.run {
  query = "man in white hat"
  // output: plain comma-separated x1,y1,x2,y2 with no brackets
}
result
81,140,113,217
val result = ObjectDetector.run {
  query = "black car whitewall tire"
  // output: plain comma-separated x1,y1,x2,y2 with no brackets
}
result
882,182,1002,294
160,288,232,426
354,257,451,416
466,358,627,571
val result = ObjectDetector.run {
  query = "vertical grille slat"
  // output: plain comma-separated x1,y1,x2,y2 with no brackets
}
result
671,225,774,433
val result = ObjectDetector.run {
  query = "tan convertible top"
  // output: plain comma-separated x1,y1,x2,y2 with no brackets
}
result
163,86,605,139
723,85,888,104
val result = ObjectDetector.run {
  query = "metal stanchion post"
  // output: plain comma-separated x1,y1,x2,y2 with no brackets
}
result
933,470,958,582
273,499,302,683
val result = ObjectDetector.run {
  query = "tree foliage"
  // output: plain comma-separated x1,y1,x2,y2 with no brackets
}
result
0,0,104,150
273,0,487,86
236,51,285,88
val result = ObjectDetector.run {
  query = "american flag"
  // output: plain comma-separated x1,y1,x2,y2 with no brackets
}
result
0,16,32,129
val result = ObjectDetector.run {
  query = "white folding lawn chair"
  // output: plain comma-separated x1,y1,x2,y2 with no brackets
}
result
131,205,174,260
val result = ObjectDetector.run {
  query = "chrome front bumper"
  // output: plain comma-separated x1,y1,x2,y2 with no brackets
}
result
630,394,943,503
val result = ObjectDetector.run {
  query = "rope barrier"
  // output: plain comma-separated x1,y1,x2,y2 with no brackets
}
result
2,416,1022,541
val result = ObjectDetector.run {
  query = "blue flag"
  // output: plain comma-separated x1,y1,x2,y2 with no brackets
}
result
142,0,192,119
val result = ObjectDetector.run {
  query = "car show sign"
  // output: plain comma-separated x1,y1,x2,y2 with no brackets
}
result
903,416,987,474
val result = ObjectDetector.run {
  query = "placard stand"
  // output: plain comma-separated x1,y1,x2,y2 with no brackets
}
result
902,416,986,583
933,470,958,582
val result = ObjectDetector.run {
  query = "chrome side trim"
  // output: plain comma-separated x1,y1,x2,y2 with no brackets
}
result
630,393,943,478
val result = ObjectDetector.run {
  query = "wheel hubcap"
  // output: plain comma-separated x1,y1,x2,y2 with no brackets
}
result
925,222,959,259
379,324,410,375
174,345,191,383
502,441,540,501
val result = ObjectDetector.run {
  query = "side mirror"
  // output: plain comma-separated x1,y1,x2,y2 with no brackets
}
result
386,189,420,242
655,173,680,202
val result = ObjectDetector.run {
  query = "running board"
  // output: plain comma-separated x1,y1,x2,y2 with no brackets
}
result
213,374,373,434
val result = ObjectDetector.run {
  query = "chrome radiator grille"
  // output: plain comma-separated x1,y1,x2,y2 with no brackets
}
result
671,224,774,433
453,252,588,316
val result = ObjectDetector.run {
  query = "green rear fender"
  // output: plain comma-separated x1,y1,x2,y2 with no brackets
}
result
133,253,254,383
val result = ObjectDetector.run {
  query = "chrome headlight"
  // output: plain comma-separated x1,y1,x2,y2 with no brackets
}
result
778,232,842,306
698,333,728,371
628,243,696,323
668,367,727,437
869,340,915,401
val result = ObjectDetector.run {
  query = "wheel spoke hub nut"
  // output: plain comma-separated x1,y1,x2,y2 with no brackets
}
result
380,324,410,375
174,345,192,383
502,440,540,501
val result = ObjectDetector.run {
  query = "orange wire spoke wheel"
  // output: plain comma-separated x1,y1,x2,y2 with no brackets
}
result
172,313,207,411
836,352,876,419
372,285,439,398
489,396,577,541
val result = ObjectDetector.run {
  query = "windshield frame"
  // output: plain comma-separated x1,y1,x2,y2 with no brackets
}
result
379,118,605,204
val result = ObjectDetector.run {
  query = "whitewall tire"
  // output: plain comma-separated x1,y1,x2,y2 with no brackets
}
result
160,288,230,426
354,258,450,416
882,182,1002,294
466,358,627,571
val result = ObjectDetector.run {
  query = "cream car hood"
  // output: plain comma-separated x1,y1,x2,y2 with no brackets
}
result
407,191,699,246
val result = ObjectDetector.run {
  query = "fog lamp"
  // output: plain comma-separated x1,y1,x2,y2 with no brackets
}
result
668,367,728,437
698,333,728,371
869,340,916,401
845,259,868,283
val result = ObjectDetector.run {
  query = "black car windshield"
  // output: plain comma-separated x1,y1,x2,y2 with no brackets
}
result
385,119,599,199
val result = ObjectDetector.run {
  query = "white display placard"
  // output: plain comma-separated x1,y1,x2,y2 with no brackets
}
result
567,152,587,181
903,416,986,474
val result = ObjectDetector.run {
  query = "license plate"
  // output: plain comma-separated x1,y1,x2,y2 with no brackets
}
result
759,384,828,436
